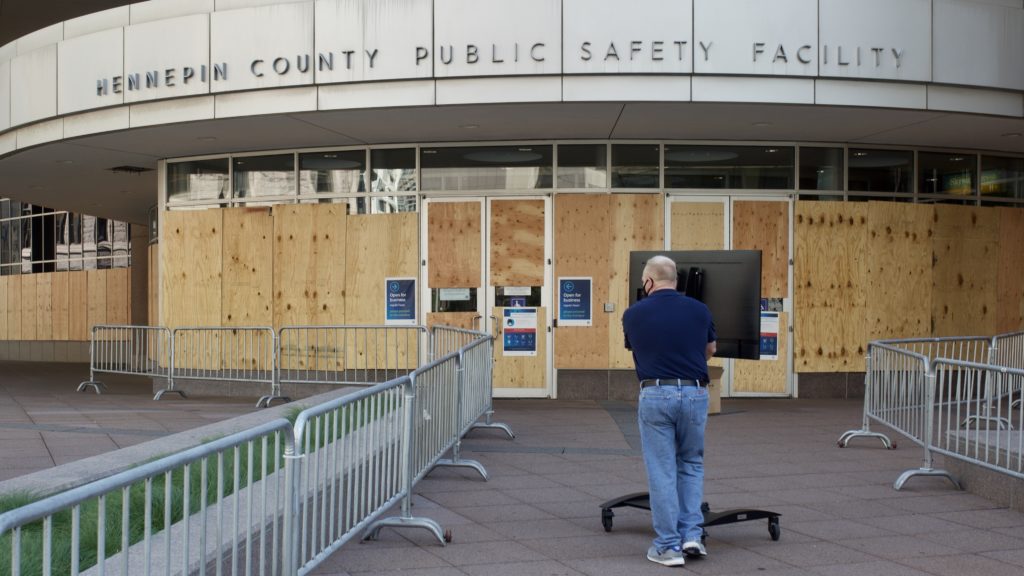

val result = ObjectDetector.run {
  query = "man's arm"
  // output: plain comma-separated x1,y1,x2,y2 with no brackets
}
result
705,341,716,361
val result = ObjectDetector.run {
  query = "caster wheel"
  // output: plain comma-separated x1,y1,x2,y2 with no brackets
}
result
700,529,707,544
601,509,614,532
837,441,845,448
700,502,710,514
768,517,781,541
443,529,452,543
890,442,898,450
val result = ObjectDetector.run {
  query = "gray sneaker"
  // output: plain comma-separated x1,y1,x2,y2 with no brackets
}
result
683,540,707,557
646,545,686,567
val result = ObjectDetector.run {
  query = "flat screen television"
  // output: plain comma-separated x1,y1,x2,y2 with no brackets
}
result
629,250,762,360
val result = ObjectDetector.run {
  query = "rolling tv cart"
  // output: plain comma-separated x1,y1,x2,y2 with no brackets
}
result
599,492,781,542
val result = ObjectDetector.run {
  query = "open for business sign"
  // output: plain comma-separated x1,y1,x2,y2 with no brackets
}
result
385,277,417,326
558,277,592,327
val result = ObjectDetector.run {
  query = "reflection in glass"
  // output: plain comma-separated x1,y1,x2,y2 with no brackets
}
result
352,196,419,214
799,147,844,191
665,146,794,189
848,148,912,193
167,159,229,203
981,156,1024,200
421,145,553,190
372,148,417,193
612,145,659,188
557,144,607,188
234,154,295,199
919,152,975,196
300,150,366,195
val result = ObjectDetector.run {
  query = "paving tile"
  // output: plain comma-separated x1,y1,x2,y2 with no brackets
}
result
519,533,653,561
316,545,452,573
931,507,1024,529
786,519,893,541
839,534,956,560
482,518,596,540
887,493,1004,514
349,569,466,576
454,503,557,524
807,559,935,576
982,548,1024,569
460,560,584,576
920,527,1024,553
503,486,599,504
746,541,877,568
900,553,1024,576
425,540,548,566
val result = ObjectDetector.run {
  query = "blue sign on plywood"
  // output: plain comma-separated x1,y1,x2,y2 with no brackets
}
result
385,277,416,326
558,277,592,326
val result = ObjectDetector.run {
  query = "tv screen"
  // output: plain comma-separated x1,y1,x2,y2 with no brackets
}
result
629,250,762,360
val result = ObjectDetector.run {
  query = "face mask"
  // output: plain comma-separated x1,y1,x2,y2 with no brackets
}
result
642,278,653,296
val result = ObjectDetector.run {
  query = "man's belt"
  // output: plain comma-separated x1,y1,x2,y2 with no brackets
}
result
640,378,706,388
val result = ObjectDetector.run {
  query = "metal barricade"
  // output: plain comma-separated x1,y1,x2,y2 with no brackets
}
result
931,359,1024,482
0,419,295,576
287,377,411,575
431,326,514,439
989,332,1024,412
77,325,174,397
278,326,426,391
173,326,288,408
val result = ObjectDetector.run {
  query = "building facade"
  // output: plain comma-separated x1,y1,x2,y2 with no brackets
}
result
1,0,1023,399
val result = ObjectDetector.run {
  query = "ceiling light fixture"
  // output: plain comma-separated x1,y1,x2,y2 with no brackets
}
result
459,124,480,129
1001,132,1022,138
752,122,772,127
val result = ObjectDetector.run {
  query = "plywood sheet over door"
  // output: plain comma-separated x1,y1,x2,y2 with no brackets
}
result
273,204,347,328
609,194,663,369
427,201,481,330
162,210,223,328
932,206,998,337
997,207,1024,332
495,306,547,389
490,199,545,287
865,202,932,340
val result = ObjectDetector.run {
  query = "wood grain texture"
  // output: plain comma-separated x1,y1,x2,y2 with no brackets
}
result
35,273,52,341
794,201,868,372
609,194,664,369
494,306,547,389
345,212,418,325
554,194,610,369
996,207,1024,333
86,270,106,333
427,202,481,288
106,268,130,325
21,274,37,341
490,199,545,287
865,202,932,340
273,204,347,328
162,209,223,328
222,208,273,326
51,272,69,340
733,201,789,298
932,205,998,337
0,277,7,340
7,276,20,340
426,312,478,331
148,243,158,327
671,202,725,250
732,311,788,394
68,271,88,340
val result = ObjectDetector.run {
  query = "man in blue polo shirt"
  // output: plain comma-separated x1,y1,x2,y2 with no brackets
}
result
623,255,716,567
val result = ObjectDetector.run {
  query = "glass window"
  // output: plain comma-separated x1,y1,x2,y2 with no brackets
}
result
167,159,229,203
299,150,366,195
799,147,844,191
919,152,975,197
848,148,912,193
665,145,794,189
420,145,553,190
557,144,607,188
351,196,419,214
234,154,295,199
612,144,659,188
981,156,1024,200
371,148,417,192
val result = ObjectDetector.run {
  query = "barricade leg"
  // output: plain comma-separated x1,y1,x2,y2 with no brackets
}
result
469,410,515,439
894,373,960,491
433,364,489,480
77,334,106,393
77,380,106,394
837,354,894,449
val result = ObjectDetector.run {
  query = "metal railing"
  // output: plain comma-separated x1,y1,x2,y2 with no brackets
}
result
77,325,173,396
171,326,288,408
278,326,426,392
0,419,295,576
431,326,514,439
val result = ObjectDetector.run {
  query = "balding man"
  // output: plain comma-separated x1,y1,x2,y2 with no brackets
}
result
623,255,716,567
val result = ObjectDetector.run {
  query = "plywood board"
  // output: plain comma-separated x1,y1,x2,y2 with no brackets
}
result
671,202,725,250
345,212,419,370
554,194,610,369
273,204,347,328
104,268,130,325
222,208,273,326
427,202,481,288
427,312,479,331
609,194,664,369
148,243,158,327
997,208,1024,333
490,199,545,287
7,276,20,340
733,201,789,298
51,272,69,340
162,209,223,328
21,274,37,341
494,306,547,389
865,202,932,340
794,201,868,372
86,270,107,332
733,311,789,394
35,273,52,341
0,277,7,340
932,205,998,337
345,212,418,325
68,271,88,340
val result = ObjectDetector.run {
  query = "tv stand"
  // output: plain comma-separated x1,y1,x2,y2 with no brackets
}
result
599,492,781,542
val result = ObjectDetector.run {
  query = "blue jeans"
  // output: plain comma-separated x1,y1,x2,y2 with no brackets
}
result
638,384,708,550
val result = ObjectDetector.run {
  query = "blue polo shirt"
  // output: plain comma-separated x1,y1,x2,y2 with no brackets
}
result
622,289,716,383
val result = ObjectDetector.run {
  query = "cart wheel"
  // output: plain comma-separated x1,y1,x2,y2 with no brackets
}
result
601,509,614,532
700,529,708,543
443,529,453,543
768,517,781,541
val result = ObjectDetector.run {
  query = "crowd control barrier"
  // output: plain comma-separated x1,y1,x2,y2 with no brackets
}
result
838,333,1024,491
77,325,174,396
0,419,295,576
431,326,514,439
171,326,288,407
